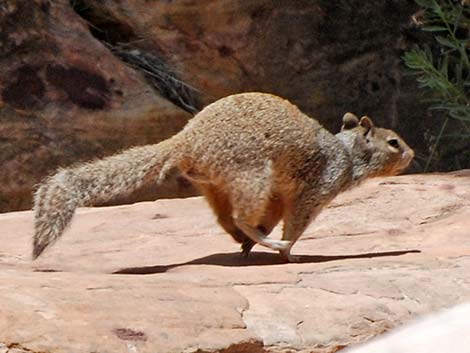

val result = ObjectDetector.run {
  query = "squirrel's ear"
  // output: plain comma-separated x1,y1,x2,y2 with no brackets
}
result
359,116,374,129
359,116,374,136
341,112,359,130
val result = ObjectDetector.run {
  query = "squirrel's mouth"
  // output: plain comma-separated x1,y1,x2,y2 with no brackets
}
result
402,149,415,168
392,149,415,175
379,149,415,177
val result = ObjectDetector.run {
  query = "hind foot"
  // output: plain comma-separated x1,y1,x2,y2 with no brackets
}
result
241,239,256,257
279,244,301,263
280,253,302,263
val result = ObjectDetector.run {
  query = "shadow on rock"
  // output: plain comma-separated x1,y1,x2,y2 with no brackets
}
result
113,249,421,275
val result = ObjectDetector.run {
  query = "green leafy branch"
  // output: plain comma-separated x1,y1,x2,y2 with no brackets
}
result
403,0,470,171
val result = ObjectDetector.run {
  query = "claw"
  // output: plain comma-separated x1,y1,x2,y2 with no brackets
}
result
279,243,300,262
282,254,302,263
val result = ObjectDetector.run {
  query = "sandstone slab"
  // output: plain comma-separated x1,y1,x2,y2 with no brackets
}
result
0,172,470,352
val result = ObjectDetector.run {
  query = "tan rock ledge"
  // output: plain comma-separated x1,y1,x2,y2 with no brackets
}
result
1,172,470,353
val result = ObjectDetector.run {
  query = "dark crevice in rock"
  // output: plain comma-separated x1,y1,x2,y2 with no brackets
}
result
69,0,136,45
193,340,268,353
4,342,49,353
110,44,202,114
45,64,110,110
69,0,201,114
113,328,148,342
1,65,45,110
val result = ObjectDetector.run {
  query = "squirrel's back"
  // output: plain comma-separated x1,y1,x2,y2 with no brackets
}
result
177,93,344,185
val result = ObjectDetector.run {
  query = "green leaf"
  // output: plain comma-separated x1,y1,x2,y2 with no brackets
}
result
422,25,447,31
440,55,449,79
435,35,458,48
415,0,434,8
455,58,464,88
449,109,470,121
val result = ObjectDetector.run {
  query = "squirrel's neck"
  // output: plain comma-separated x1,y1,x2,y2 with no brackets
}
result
335,131,372,189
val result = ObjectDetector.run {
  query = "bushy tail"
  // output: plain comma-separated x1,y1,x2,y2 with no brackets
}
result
32,138,180,259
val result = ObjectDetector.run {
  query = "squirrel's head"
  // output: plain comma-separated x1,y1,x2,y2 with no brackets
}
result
338,113,414,179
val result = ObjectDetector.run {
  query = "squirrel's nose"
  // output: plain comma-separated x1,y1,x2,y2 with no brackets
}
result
402,149,414,163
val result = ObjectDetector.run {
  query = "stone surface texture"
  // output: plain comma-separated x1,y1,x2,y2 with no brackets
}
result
0,0,195,212
0,172,469,353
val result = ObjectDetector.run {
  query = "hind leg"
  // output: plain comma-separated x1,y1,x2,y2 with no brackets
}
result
230,174,290,252
259,195,284,234
197,183,256,255
239,195,284,255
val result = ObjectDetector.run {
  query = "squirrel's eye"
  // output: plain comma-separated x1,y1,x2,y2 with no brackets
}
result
388,138,400,149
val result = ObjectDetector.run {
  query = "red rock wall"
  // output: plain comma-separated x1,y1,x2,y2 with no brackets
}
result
0,0,195,212
0,0,434,212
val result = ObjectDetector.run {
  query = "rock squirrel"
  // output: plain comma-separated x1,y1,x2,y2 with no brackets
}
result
32,92,414,261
